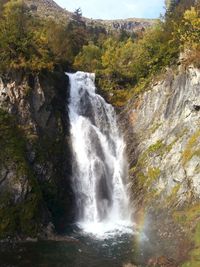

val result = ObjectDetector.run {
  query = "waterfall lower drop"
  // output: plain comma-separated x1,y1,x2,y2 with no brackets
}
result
67,71,132,238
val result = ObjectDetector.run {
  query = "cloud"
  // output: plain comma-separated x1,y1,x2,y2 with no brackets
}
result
55,0,165,19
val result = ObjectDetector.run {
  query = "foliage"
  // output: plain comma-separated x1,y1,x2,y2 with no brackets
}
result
43,19,87,66
94,24,176,102
74,42,102,72
0,0,54,72
177,5,200,66
0,0,92,73
0,0,198,82
73,0,199,106
165,0,180,13
74,20,180,106
181,6,200,48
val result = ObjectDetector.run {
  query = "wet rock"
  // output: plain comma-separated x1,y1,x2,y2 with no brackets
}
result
0,71,74,239
26,237,38,242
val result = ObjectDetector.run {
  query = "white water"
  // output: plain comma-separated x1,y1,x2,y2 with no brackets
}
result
67,71,132,238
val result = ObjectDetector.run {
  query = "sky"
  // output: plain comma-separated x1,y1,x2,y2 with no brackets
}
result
55,0,165,20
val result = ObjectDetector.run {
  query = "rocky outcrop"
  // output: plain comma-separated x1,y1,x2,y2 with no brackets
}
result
95,18,155,33
0,71,74,239
120,66,200,265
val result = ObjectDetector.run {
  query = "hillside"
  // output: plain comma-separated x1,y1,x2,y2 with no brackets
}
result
25,0,154,32
25,0,71,20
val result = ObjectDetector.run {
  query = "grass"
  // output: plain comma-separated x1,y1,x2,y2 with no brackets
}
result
173,204,200,266
181,223,200,267
146,167,161,186
182,129,200,166
149,122,162,134
147,140,165,154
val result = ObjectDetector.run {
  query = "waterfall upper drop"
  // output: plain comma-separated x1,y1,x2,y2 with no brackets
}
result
67,71,132,237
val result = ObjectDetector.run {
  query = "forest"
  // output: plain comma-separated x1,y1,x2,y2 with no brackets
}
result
0,0,199,106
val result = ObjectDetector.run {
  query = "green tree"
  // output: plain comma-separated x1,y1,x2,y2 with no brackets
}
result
0,0,8,15
72,8,83,23
165,0,180,12
180,6,200,49
0,0,53,72
67,13,88,59
74,42,102,72
45,20,74,66
176,4,200,66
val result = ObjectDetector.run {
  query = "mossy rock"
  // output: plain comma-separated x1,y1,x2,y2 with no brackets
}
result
0,109,45,238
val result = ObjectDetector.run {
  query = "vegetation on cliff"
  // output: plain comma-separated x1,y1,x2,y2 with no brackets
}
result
74,0,199,106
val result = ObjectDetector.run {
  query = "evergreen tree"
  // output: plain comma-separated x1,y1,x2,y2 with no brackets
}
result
165,0,180,12
72,8,85,27
73,8,82,21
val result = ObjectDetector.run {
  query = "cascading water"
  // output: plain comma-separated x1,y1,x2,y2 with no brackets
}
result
67,71,132,237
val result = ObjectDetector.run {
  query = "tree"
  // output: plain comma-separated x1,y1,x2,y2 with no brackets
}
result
74,42,102,72
165,0,180,12
73,8,82,21
72,8,85,27
67,19,88,58
176,4,200,66
0,0,8,16
45,20,73,66
0,0,53,72
181,6,200,49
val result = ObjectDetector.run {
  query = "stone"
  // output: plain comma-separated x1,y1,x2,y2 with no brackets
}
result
120,67,200,207
0,71,74,239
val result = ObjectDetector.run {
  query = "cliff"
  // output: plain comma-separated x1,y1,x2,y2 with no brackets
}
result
0,71,75,239
0,58,199,266
94,18,155,33
120,65,200,265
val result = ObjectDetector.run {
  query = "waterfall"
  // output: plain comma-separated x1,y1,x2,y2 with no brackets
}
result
67,71,132,237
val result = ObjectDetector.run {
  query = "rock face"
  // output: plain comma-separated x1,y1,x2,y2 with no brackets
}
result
0,71,74,239
120,66,200,264
122,66,200,208
95,18,155,33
